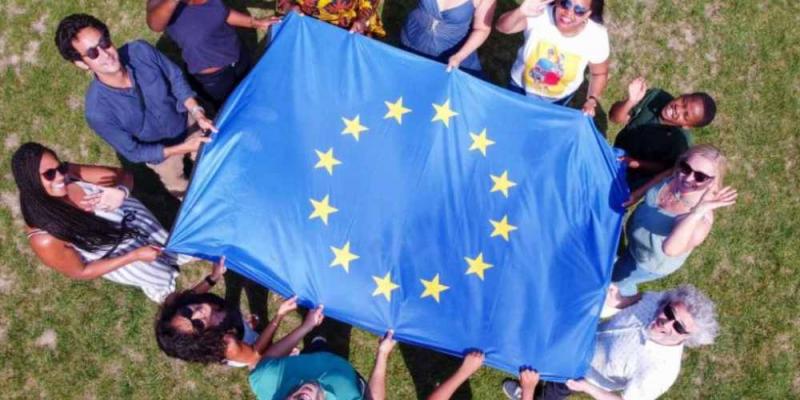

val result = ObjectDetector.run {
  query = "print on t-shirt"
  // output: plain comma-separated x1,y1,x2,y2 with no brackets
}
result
523,41,581,98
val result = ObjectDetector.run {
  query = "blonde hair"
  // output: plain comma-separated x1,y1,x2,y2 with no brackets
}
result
677,144,727,189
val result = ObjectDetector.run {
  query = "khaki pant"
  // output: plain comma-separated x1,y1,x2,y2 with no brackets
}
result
146,117,203,199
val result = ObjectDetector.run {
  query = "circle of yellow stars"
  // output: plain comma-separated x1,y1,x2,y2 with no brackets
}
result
308,95,520,304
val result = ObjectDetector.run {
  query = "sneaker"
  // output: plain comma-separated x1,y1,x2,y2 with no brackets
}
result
502,379,522,400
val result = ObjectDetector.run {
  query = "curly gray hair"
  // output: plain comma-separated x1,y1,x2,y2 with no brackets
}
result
659,284,719,347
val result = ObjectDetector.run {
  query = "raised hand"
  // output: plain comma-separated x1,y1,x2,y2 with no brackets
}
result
520,0,555,17
627,76,648,104
377,330,397,356
460,350,485,375
277,295,298,318
252,16,281,30
302,305,325,330
693,186,738,214
211,256,226,281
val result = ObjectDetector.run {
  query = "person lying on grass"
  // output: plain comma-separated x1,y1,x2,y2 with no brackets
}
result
156,290,397,400
12,142,192,303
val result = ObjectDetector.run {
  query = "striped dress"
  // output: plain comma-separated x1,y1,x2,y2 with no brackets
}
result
27,181,190,303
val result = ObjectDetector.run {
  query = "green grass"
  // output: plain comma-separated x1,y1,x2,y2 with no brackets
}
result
1,0,798,398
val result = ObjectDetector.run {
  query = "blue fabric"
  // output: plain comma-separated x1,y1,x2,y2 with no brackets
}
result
401,0,481,74
85,40,196,163
166,0,241,74
167,13,627,381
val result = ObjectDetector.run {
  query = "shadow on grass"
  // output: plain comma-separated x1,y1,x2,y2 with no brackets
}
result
400,344,474,399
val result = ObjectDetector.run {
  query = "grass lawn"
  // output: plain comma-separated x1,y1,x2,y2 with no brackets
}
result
0,0,798,399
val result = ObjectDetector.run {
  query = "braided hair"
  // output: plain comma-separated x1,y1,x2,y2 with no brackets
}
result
11,142,135,252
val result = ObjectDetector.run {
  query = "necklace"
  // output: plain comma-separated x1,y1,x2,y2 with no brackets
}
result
671,186,696,209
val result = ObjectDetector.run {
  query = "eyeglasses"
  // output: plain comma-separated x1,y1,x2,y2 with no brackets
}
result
557,0,590,16
677,160,714,183
80,36,113,60
41,162,69,181
178,306,206,331
663,304,689,335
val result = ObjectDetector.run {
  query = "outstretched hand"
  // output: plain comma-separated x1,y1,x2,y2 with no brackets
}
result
302,305,325,330
211,256,226,281
520,0,554,17
460,351,485,376
277,295,298,318
627,76,648,104
377,330,397,357
693,186,738,215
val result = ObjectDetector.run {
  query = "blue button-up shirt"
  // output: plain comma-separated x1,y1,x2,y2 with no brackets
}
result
85,40,196,164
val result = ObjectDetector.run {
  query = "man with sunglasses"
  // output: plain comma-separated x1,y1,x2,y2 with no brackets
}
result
502,284,719,400
55,14,218,199
610,77,717,191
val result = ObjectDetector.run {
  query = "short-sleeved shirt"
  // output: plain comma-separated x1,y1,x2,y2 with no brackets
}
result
509,6,609,101
249,352,364,400
166,0,241,74
585,292,684,400
613,89,692,190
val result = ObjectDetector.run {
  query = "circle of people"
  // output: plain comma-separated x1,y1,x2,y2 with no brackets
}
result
12,0,738,399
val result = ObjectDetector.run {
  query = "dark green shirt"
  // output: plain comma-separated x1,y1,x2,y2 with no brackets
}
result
613,88,692,190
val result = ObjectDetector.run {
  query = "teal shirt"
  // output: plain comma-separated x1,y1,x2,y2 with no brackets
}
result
249,353,364,400
613,89,692,190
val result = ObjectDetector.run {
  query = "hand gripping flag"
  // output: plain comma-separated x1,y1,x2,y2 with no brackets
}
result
167,13,628,381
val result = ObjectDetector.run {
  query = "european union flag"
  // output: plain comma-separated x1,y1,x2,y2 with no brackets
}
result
167,13,627,381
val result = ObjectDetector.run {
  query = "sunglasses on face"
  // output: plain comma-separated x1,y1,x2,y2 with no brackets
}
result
557,0,590,16
663,304,689,335
178,306,206,331
81,36,113,60
677,160,715,183
41,162,69,181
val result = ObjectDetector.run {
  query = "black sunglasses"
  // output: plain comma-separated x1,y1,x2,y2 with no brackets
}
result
663,304,689,335
677,160,714,183
557,0,590,16
178,306,206,331
81,36,113,60
41,162,69,181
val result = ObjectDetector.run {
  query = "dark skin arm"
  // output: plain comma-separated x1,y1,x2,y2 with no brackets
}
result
251,296,298,354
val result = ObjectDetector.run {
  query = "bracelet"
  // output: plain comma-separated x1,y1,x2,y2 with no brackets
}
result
204,274,218,286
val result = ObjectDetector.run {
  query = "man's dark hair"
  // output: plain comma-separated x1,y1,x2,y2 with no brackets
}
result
55,13,110,62
155,291,244,364
688,92,717,127
11,142,136,252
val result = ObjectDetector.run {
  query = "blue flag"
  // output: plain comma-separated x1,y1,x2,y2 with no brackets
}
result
167,13,627,380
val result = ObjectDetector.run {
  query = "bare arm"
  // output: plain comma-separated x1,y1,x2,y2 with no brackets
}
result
447,0,496,69
66,163,133,189
581,60,610,116
622,169,673,208
609,77,648,124
261,305,324,358
428,351,484,400
29,233,160,280
368,331,396,400
567,379,622,400
146,0,181,32
252,296,298,354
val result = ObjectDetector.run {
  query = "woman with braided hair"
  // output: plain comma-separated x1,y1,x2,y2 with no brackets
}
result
11,142,191,303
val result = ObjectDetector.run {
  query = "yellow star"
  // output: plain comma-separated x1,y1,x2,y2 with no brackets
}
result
490,170,518,198
431,99,458,127
372,272,400,302
309,194,338,225
342,115,368,141
490,215,518,241
314,148,342,175
384,97,412,124
469,128,495,157
329,241,359,272
420,274,449,302
464,252,493,280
